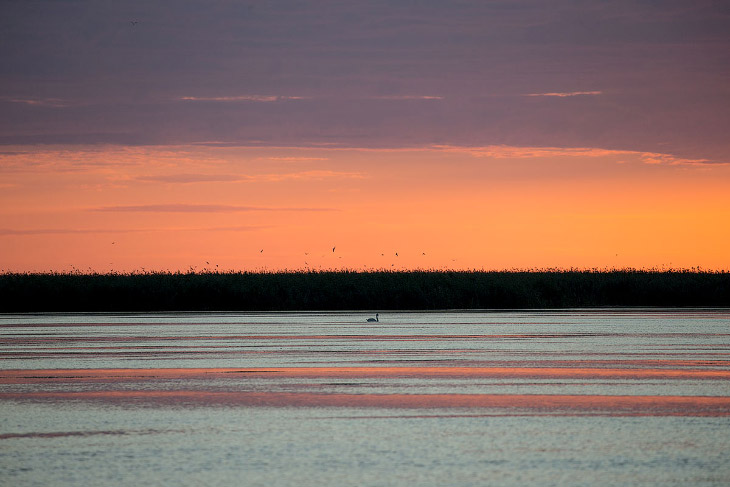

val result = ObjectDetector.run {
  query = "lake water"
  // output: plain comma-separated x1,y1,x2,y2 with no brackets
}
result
1,310,729,486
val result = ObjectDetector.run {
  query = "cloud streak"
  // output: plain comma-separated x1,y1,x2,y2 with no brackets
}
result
1,96,69,107
432,144,715,165
266,157,329,161
256,170,366,182
135,174,243,183
180,95,442,103
0,225,269,236
369,95,444,100
134,170,365,184
180,95,307,102
525,91,603,97
92,204,336,213
0,228,129,236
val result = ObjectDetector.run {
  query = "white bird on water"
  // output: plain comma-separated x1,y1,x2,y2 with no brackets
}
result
366,313,379,322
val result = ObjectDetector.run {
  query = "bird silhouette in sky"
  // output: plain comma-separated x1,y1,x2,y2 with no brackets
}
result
332,246,336,252
130,20,139,26
260,249,263,253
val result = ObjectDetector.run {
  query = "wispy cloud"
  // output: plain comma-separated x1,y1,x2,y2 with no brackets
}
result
433,145,716,165
92,204,336,213
2,96,69,107
637,152,716,166
180,95,308,102
180,94,441,103
203,225,272,232
0,146,197,173
266,156,329,161
256,170,366,182
434,144,620,158
0,228,126,236
135,174,243,183
134,170,365,184
0,225,270,236
525,91,603,97
369,95,444,100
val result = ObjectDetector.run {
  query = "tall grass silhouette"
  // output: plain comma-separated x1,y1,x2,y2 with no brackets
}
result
1,268,728,311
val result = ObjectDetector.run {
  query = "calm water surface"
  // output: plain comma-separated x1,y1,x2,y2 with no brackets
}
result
1,310,729,486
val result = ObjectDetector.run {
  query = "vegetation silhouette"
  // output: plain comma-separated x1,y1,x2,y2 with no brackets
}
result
0,268,728,312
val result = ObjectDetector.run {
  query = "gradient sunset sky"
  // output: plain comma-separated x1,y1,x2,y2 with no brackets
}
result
2,1,729,272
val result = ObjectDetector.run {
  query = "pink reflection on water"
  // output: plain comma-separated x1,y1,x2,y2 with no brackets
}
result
3,366,729,383
2,366,730,416
2,389,729,416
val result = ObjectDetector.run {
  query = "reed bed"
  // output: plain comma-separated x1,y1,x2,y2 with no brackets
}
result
1,269,728,312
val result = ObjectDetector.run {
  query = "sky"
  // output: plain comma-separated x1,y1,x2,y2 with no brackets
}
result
1,0,729,272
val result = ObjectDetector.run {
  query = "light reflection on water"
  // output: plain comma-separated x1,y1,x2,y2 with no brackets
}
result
1,310,729,486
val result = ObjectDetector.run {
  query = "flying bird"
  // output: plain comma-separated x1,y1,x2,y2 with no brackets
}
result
260,249,263,253
130,20,139,26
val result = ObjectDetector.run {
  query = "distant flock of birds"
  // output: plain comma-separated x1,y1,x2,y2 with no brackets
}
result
172,246,446,273
254,246,429,259
110,242,451,271
256,246,436,268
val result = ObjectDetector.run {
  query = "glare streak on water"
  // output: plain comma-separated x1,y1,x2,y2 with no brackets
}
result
1,310,729,486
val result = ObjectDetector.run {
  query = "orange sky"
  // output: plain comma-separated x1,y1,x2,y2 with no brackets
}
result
1,144,728,272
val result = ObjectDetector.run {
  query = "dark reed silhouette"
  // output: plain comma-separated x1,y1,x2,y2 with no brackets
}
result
1,269,728,312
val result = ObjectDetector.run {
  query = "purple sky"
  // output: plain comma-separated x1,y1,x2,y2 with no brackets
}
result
2,0,729,162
